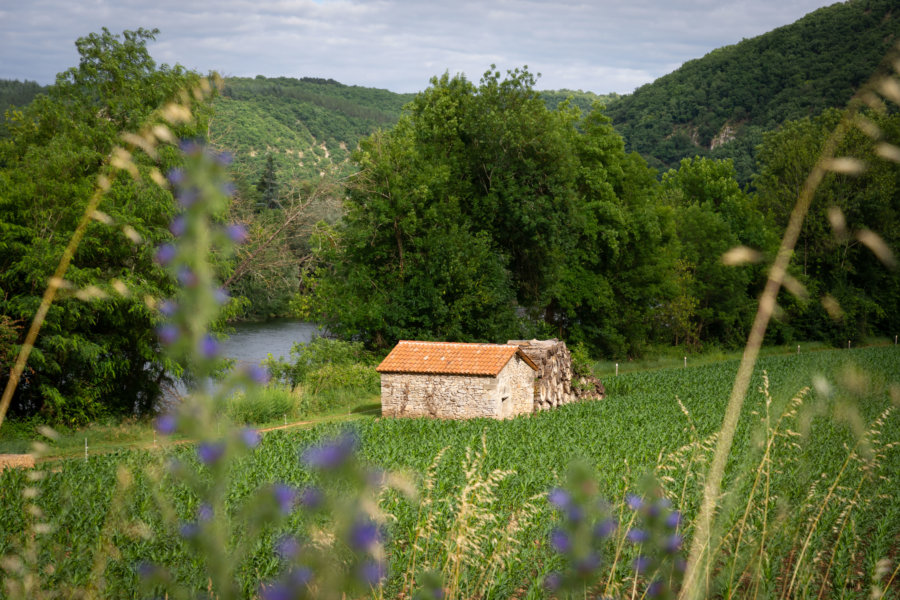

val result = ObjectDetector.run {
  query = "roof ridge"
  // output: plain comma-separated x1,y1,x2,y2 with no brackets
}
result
377,340,536,375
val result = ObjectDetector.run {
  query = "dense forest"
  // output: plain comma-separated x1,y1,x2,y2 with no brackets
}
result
2,0,900,423
0,79,45,136
605,0,900,184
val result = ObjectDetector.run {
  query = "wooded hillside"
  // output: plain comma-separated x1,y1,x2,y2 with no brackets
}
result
606,0,900,184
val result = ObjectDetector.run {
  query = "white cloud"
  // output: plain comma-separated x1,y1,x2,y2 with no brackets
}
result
0,0,836,93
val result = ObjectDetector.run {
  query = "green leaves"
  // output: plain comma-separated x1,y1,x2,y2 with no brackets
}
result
0,30,207,423
308,68,668,355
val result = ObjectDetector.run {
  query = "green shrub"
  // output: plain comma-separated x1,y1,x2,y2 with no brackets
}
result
265,336,374,390
569,341,594,379
225,385,298,425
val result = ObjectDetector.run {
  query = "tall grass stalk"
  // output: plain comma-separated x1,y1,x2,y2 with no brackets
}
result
680,46,900,600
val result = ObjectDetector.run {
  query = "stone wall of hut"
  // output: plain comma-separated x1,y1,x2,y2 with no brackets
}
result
380,355,536,419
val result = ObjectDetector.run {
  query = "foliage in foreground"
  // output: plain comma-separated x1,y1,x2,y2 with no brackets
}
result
0,28,208,424
1,347,898,598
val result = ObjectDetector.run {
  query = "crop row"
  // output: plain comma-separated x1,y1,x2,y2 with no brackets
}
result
0,346,897,597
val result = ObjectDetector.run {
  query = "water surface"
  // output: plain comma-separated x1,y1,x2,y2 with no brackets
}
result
220,320,323,367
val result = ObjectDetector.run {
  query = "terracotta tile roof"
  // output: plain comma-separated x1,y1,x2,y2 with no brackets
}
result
376,341,538,376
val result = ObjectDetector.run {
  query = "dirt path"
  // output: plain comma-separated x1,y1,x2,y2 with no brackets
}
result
21,417,325,466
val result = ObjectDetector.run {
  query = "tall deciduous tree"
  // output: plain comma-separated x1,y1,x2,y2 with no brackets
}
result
660,157,773,346
753,109,900,344
0,28,207,423
307,68,672,356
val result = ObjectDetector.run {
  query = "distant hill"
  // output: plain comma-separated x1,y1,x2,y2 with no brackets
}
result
211,76,416,188
212,76,621,189
541,89,620,113
0,79,45,135
605,0,900,184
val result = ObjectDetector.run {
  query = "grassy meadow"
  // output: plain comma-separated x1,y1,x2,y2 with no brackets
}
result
1,345,897,598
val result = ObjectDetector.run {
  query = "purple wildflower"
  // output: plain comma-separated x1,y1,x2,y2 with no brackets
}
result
156,324,179,345
226,223,249,244
247,364,271,385
214,287,230,305
626,528,650,544
239,427,261,449
300,433,357,470
154,243,176,266
177,266,198,287
288,566,312,587
626,494,644,511
200,335,219,359
664,533,683,554
179,522,200,539
575,553,600,575
666,510,682,529
299,486,323,509
177,187,200,208
154,413,177,435
593,518,617,539
549,528,571,554
566,503,584,523
543,572,562,592
349,518,379,551
179,139,203,155
547,488,571,509
197,503,213,522
274,484,298,514
135,561,157,578
647,580,665,597
197,441,225,465
167,168,185,186
260,581,292,600
169,215,187,237
221,182,237,197
358,559,386,586
158,300,177,317
632,555,652,573
275,535,301,559
216,151,234,166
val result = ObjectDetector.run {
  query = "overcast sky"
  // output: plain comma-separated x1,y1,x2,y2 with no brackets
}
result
0,0,837,95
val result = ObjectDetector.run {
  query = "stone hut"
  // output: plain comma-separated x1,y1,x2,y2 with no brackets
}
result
376,341,539,419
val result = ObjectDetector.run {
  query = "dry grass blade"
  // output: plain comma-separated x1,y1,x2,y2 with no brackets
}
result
827,206,848,239
855,229,897,268
821,295,844,320
781,274,808,300
679,57,885,600
822,158,866,175
875,142,900,163
877,77,900,104
854,115,881,139
721,246,762,266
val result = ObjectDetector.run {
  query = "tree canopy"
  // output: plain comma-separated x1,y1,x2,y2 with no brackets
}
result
606,0,900,185
306,68,672,356
0,28,207,423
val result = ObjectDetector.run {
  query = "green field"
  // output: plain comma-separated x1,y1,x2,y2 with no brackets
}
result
1,346,898,598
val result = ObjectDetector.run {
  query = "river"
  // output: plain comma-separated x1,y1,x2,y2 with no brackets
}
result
219,320,323,367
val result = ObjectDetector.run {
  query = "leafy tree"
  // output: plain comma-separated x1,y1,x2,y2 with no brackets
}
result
0,28,207,423
753,109,900,344
606,0,899,184
307,68,671,356
660,157,773,346
256,154,280,209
